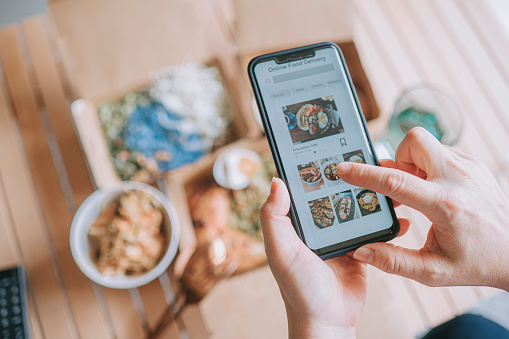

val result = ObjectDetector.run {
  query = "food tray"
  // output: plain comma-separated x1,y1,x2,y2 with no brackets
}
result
72,59,253,188
165,137,273,277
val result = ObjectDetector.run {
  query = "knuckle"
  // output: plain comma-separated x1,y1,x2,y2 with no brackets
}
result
259,201,274,220
379,254,396,274
421,254,449,287
423,264,444,287
259,201,271,214
406,127,427,143
378,246,402,275
435,187,462,220
445,156,473,180
350,164,375,185
357,165,371,181
382,170,407,197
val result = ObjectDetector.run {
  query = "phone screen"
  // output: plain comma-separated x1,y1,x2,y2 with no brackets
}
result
252,45,395,253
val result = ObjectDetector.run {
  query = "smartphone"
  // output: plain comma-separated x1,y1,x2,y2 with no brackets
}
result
248,42,399,260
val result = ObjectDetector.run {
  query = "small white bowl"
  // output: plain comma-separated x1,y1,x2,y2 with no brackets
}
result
213,148,261,190
70,181,180,289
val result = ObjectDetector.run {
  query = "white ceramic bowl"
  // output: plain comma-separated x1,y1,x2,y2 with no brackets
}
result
213,148,261,190
304,174,322,187
70,181,180,289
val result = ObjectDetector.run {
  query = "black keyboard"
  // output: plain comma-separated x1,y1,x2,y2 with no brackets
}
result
0,266,30,339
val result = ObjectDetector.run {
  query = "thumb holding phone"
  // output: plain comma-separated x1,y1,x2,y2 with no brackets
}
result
260,178,411,338
260,178,365,338
339,127,509,291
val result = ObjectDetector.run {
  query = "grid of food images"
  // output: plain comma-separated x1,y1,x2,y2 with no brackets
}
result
283,95,344,145
301,149,382,229
297,149,366,192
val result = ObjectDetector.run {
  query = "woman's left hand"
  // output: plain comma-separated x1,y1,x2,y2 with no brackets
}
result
260,177,410,338
260,178,366,338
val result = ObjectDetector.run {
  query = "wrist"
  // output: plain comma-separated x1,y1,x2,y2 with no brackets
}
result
489,258,509,293
483,230,509,292
287,316,356,339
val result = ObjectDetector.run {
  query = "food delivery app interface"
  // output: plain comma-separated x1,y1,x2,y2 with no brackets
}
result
254,47,394,250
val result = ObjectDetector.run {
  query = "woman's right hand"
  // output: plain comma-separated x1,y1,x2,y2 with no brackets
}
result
337,127,509,291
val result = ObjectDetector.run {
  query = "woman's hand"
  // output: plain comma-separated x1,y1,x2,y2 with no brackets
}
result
260,178,364,338
260,178,411,338
337,127,509,291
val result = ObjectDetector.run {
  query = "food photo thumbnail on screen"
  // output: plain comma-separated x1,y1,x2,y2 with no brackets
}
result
331,190,360,224
296,148,367,194
343,149,366,164
320,155,343,187
283,95,344,145
308,196,335,229
297,161,326,193
307,186,383,231
354,188,381,217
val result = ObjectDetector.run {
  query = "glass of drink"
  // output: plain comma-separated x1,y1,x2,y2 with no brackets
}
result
374,84,464,159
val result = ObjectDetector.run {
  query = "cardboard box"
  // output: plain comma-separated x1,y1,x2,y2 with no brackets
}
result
49,0,257,188
230,0,353,56
70,59,250,188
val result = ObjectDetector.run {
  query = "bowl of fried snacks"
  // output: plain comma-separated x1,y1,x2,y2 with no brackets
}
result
70,181,180,289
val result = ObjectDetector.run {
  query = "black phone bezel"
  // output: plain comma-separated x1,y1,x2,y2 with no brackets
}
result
248,42,399,260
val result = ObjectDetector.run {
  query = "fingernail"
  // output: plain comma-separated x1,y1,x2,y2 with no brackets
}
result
353,247,374,264
337,162,352,176
270,177,277,195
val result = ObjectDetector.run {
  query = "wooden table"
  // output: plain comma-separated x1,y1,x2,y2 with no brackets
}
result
0,18,196,339
352,1,505,336
0,1,507,338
